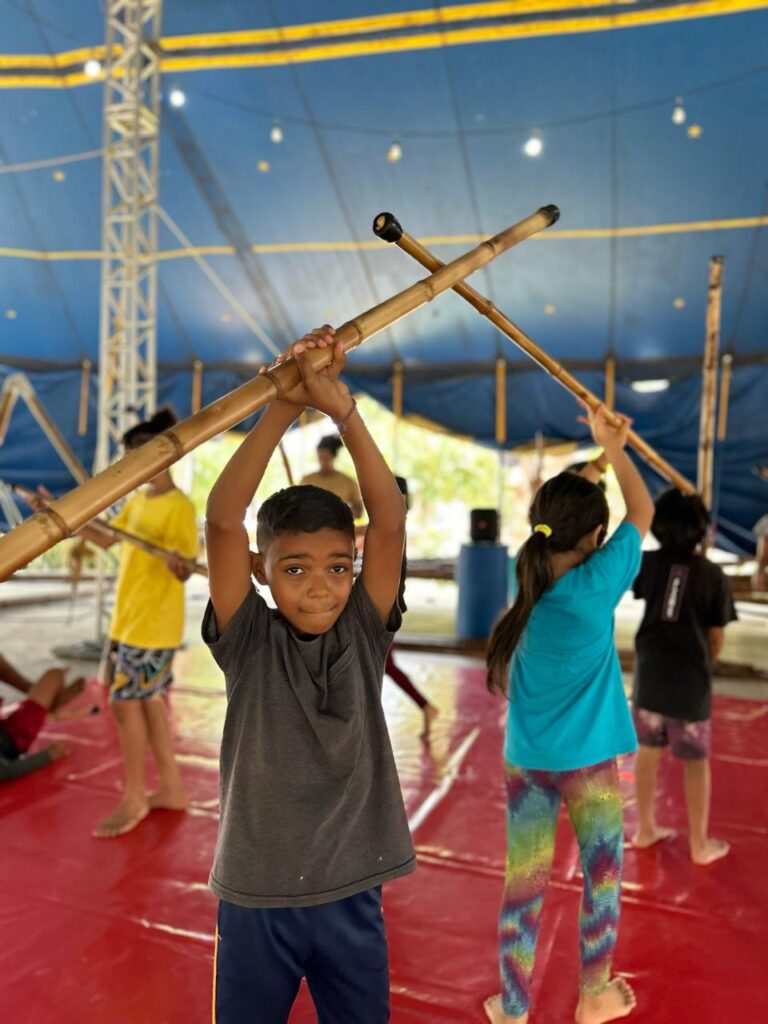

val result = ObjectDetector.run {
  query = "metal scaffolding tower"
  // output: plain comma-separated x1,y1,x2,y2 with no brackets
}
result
95,0,162,472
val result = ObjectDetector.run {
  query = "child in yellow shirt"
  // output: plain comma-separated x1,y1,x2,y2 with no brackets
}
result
86,409,198,837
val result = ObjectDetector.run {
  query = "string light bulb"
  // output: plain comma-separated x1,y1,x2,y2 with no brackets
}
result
169,87,186,109
84,58,102,78
523,133,543,158
270,120,284,144
672,97,686,125
386,140,403,163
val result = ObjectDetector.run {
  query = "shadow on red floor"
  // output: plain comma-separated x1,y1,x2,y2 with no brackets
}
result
1,649,766,1023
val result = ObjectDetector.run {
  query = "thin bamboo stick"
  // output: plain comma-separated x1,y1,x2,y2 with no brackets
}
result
13,484,208,577
278,442,294,485
392,360,404,419
78,359,92,437
717,352,733,443
495,358,507,444
0,204,559,579
373,212,695,495
697,256,724,510
605,355,616,410
191,359,204,414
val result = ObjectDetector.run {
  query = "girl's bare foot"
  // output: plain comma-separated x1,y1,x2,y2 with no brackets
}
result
576,979,636,1024
93,797,149,837
691,837,730,865
483,994,528,1023
631,825,675,849
420,703,439,739
148,785,188,811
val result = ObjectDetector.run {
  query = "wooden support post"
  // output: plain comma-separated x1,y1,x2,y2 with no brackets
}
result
717,353,733,443
697,256,725,511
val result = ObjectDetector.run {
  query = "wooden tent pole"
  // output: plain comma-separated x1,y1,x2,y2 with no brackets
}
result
716,352,733,443
697,256,725,511
373,212,695,495
0,204,559,579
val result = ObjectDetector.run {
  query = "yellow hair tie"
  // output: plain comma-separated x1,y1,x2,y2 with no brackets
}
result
533,523,553,538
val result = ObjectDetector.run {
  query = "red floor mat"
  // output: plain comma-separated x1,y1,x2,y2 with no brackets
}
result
1,649,766,1023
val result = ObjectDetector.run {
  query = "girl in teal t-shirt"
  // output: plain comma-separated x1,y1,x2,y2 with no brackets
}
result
483,403,654,1024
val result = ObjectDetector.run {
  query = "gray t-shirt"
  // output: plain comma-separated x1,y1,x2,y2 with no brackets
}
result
202,579,416,908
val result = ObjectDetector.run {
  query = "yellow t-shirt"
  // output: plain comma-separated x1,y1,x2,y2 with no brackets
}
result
108,488,199,650
300,470,362,511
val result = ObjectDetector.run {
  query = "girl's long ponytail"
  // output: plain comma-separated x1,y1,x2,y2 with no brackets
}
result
486,532,552,695
486,471,610,696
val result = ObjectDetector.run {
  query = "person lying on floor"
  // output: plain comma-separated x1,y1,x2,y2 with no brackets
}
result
0,657,85,781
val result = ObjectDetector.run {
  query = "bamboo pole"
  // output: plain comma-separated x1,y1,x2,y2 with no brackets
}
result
78,359,92,436
697,256,724,510
0,204,559,579
191,359,204,414
604,354,616,410
278,442,294,485
13,484,208,577
373,212,695,495
392,360,404,419
0,374,90,483
495,358,507,444
716,353,733,443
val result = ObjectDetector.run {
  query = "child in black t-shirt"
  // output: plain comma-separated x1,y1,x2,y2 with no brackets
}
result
631,489,736,865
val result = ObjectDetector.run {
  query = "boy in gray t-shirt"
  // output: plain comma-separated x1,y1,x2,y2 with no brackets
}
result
204,326,415,1023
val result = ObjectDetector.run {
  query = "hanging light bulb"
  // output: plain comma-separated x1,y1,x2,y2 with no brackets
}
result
386,140,403,163
270,119,284,144
168,87,186,109
84,58,102,78
672,96,686,125
523,132,543,158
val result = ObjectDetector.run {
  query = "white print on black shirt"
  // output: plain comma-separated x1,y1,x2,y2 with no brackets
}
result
662,565,689,622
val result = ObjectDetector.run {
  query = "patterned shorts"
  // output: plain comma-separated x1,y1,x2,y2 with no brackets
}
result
633,707,710,760
105,641,175,702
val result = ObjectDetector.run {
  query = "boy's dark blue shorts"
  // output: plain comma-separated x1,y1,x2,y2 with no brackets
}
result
213,887,389,1023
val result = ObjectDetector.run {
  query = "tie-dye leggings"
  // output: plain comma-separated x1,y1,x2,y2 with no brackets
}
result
499,758,623,1017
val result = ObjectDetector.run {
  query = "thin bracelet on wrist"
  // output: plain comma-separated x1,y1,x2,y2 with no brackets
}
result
334,398,357,436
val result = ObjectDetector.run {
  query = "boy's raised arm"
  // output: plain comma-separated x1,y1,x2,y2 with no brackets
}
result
206,401,298,632
342,411,405,624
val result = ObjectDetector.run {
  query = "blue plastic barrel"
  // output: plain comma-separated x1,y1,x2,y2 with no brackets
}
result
456,543,509,639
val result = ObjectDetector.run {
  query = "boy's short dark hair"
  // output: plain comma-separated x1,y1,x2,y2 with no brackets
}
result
652,488,710,554
257,485,355,551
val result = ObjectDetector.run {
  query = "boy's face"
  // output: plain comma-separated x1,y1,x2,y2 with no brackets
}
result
253,528,355,635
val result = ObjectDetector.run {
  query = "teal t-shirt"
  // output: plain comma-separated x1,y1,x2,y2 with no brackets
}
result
504,520,641,771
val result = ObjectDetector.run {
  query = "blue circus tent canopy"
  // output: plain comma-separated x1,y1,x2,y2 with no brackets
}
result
0,0,766,552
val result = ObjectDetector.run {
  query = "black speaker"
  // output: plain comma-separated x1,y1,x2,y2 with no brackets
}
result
470,508,499,544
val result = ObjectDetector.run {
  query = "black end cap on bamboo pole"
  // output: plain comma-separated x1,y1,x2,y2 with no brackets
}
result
541,204,560,226
373,212,403,243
